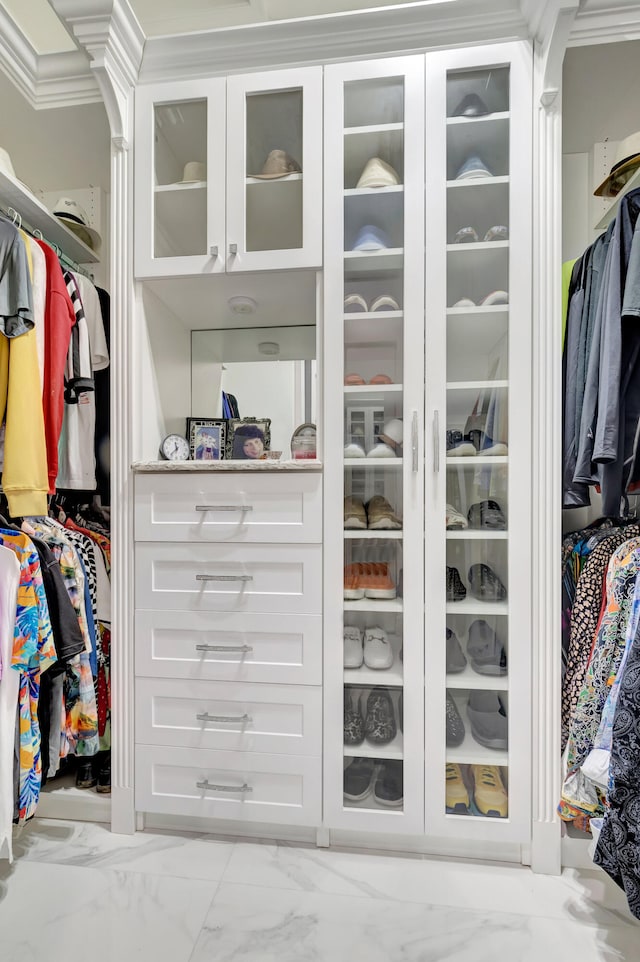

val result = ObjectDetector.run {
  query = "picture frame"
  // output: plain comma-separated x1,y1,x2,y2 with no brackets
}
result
187,418,227,461
226,417,272,460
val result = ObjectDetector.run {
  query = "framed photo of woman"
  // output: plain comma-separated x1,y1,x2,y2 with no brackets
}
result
226,418,272,460
187,418,227,461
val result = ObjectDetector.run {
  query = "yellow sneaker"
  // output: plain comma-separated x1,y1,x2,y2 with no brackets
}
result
445,763,470,814
471,765,508,818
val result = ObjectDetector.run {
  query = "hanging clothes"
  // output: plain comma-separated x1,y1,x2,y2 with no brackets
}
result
0,545,20,859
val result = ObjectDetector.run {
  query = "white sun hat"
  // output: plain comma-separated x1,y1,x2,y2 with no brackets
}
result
52,197,102,253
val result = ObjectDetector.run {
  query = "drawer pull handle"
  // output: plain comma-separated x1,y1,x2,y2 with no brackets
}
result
196,574,253,583
197,712,252,724
196,779,252,794
195,644,253,653
195,505,254,512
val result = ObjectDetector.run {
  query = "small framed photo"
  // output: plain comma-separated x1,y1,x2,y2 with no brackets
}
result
226,418,272,460
187,418,227,461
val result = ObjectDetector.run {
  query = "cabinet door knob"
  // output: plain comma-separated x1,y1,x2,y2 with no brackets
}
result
210,245,219,257
229,243,238,255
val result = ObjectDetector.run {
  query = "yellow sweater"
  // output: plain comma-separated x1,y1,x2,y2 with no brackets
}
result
0,231,48,516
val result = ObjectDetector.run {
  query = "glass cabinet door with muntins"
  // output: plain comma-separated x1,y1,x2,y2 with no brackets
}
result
324,56,425,835
425,43,532,843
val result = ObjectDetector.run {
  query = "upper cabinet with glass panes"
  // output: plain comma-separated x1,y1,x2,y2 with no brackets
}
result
134,69,323,278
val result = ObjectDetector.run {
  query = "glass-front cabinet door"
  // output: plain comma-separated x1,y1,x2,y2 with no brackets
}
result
324,56,425,834
424,43,532,842
135,78,226,278
226,67,323,272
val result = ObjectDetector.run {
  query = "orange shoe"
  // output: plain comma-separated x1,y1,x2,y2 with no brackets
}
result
364,563,396,599
344,563,364,599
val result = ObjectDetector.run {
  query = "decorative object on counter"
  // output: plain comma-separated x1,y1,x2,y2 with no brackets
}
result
250,149,301,179
227,417,271,459
159,433,190,461
291,422,317,460
187,418,227,461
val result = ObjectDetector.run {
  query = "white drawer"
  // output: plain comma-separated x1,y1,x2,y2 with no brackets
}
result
135,473,322,544
135,679,322,755
135,609,322,685
135,745,321,826
135,542,322,614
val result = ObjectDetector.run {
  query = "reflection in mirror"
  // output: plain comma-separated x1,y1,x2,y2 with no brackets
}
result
191,325,316,456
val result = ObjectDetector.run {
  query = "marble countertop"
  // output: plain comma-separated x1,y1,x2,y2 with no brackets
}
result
132,459,323,473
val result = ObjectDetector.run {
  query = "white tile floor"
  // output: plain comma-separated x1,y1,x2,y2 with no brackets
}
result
1,819,638,961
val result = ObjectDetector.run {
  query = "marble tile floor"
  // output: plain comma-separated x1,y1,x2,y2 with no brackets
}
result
0,818,638,962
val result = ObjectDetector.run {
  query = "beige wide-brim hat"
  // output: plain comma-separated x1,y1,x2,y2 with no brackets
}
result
251,149,301,179
180,161,206,183
356,156,401,189
594,131,640,198
53,196,102,253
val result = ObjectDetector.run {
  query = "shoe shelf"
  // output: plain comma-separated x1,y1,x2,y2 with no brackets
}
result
446,379,509,391
446,176,509,189
344,598,403,613
445,598,507,616
446,241,509,253
344,311,403,321
446,530,508,540
446,456,508,466
344,122,405,135
344,530,403,539
446,666,509,691
343,793,403,813
344,249,404,274
446,732,508,767
344,185,404,197
446,111,510,127
344,458,403,468
344,729,403,760
446,305,509,316
344,384,403,398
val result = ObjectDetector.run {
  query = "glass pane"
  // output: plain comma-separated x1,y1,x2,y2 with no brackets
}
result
246,89,303,252
444,66,510,821
154,100,207,258
342,75,406,815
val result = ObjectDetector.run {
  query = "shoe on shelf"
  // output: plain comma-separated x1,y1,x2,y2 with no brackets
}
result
455,154,493,180
446,692,466,747
374,760,403,807
343,757,376,802
356,156,401,189
365,688,397,745
344,293,368,313
370,294,400,312
351,224,391,251
468,563,507,602
451,297,476,308
363,626,394,669
446,566,467,602
471,765,508,817
452,92,490,118
344,563,364,600
344,625,364,668
467,620,507,676
398,692,403,733
344,689,365,745
482,442,508,457
344,372,366,385
96,753,111,794
369,373,394,384
366,442,397,458
344,443,366,458
75,758,97,790
344,495,367,529
467,500,506,530
467,691,508,750
479,290,508,306
448,442,477,457
453,226,479,244
446,762,470,814
483,225,508,242
363,563,397,599
446,627,467,673
446,503,468,529
367,494,402,530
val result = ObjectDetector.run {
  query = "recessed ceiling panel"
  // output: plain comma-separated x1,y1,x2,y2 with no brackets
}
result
2,0,76,53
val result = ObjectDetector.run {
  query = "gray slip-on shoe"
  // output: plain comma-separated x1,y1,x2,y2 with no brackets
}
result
467,691,508,750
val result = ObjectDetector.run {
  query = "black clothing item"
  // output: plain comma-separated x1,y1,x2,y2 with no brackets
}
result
95,287,111,505
30,536,85,669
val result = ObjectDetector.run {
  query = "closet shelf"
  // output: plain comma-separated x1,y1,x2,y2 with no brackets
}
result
446,379,508,391
446,731,508,767
344,185,404,197
344,383,403,397
446,176,509,189
446,305,509,316
446,598,508,616
446,241,509,253
446,456,508,466
344,249,404,273
446,111,510,126
344,529,403,539
344,122,404,136
155,181,206,192
246,173,302,185
344,598,403,613
446,530,508,540
0,168,99,264
344,729,403,760
446,666,509,691
344,458,403,468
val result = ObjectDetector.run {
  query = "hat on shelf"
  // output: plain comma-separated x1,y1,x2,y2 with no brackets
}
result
356,157,401,189
594,131,640,198
52,197,102,253
250,149,301,179
452,93,490,118
179,161,206,183
455,155,493,180
379,417,403,447
0,146,33,194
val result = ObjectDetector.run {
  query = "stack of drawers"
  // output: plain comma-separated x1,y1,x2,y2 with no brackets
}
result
134,470,323,827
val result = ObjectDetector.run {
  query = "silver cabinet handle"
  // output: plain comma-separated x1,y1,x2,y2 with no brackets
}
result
195,643,253,653
210,245,219,257
229,243,238,254
196,780,252,793
433,410,440,474
196,574,253,583
411,410,418,473
197,712,252,724
195,504,253,512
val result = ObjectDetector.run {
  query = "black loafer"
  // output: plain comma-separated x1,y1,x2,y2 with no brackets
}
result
344,758,376,801
374,761,403,807
468,563,507,602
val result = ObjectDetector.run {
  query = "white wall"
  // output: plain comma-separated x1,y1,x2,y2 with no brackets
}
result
220,360,301,456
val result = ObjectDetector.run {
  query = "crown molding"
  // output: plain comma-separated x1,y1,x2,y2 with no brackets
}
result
139,1,528,82
50,0,145,85
568,2,640,44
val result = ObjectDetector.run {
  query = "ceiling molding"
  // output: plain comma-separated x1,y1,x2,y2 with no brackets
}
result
568,3,640,44
139,2,528,82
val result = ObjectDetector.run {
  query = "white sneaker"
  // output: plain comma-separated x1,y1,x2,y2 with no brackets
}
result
366,442,397,458
448,442,477,457
344,443,366,458
344,626,364,668
363,627,393,669
483,442,508,456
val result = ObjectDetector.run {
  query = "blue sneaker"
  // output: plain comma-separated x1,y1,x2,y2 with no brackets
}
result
455,155,493,180
351,224,391,251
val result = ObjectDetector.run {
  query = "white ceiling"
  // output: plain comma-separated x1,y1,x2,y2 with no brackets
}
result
1,0,75,53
